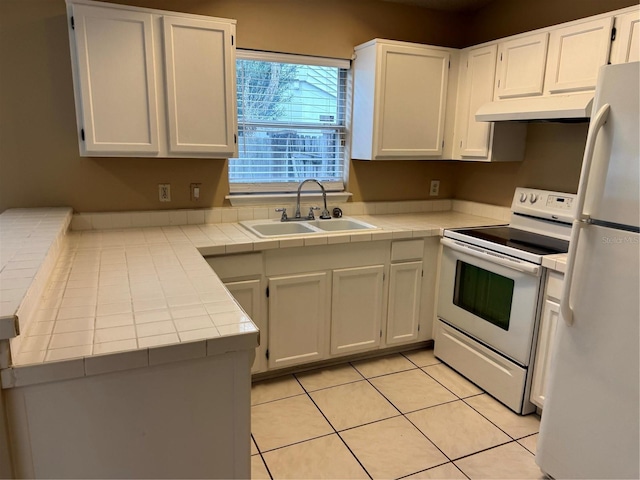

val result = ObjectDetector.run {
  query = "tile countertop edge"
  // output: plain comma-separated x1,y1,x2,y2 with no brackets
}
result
0,209,506,389
1,332,259,389
541,254,568,274
0,207,73,341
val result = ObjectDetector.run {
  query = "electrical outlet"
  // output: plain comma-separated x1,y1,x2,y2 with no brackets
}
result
190,183,201,202
430,180,440,196
159,184,171,202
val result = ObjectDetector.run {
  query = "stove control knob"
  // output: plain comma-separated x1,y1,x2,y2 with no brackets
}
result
519,193,528,203
529,193,539,204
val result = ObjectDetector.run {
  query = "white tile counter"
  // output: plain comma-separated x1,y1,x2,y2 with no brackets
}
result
0,207,506,389
0,208,72,340
541,253,568,273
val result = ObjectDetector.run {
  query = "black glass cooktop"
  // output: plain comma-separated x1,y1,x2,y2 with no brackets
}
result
454,226,570,256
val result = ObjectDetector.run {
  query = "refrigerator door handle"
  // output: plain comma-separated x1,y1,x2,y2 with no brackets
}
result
573,103,611,221
560,220,585,326
561,103,611,326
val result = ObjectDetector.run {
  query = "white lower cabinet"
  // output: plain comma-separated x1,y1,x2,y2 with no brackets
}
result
331,265,384,356
531,270,564,409
207,239,439,373
225,279,266,374
267,272,329,369
205,253,267,374
386,261,422,345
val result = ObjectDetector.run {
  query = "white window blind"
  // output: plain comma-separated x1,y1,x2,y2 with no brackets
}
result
229,51,350,194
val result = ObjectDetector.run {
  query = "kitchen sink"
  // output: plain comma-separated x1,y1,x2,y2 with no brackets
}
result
248,222,318,237
306,218,378,232
240,217,380,238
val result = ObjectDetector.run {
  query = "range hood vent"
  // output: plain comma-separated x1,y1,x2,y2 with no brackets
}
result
475,93,594,122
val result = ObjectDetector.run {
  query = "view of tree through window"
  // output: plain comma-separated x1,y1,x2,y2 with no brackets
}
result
229,55,348,193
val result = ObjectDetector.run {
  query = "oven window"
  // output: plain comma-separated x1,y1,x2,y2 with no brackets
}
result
453,261,514,330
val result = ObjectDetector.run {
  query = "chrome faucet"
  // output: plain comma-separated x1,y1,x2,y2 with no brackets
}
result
294,179,331,220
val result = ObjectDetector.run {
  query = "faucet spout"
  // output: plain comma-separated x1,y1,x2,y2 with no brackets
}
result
295,179,331,220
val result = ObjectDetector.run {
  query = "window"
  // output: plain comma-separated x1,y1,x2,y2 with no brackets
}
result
229,51,350,194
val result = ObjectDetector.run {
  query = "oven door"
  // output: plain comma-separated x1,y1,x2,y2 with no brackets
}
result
437,237,543,366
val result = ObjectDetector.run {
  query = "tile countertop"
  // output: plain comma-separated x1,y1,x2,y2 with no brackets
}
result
0,208,73,339
0,209,507,389
541,254,568,274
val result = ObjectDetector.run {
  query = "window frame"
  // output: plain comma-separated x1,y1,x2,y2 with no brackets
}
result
228,50,351,195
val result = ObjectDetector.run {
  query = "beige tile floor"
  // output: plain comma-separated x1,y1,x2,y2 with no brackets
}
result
251,349,544,479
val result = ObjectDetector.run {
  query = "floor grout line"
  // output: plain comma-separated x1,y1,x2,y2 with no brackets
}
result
250,350,542,479
294,374,374,480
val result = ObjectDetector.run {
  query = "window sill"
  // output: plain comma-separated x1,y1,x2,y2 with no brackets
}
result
226,191,353,207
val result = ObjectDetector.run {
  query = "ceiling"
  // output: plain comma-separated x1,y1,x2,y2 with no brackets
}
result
382,0,495,12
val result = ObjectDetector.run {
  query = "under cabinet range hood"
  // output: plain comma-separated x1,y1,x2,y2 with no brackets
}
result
475,92,594,122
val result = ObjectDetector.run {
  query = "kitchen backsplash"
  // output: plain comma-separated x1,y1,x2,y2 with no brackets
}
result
70,200,511,231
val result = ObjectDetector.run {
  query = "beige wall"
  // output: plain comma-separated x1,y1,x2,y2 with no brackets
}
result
0,0,463,213
0,0,635,212
464,0,638,46
455,123,588,205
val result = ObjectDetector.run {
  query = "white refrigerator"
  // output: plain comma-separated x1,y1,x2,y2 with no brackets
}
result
536,62,640,479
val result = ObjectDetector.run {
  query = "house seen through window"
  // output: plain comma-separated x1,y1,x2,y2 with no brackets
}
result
229,51,349,194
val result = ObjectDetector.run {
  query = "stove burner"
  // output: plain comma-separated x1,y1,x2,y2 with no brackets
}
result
453,226,569,256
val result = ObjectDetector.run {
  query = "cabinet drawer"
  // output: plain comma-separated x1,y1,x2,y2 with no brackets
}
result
546,271,564,301
391,240,424,262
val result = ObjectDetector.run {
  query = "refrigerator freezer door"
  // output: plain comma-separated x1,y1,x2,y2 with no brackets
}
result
583,62,639,228
537,224,639,479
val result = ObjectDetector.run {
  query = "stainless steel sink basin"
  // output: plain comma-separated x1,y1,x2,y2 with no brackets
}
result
240,217,379,238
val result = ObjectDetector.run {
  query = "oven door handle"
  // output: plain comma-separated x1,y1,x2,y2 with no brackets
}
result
440,238,541,276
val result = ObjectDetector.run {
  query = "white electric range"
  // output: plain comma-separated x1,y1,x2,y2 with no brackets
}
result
435,187,577,414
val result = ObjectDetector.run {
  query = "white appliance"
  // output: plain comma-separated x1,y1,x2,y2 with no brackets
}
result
536,62,640,479
436,187,577,414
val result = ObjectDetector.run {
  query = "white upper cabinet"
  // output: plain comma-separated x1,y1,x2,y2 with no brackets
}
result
352,39,452,160
67,0,237,158
611,8,640,64
162,16,236,156
453,44,527,162
495,32,549,100
70,4,160,154
458,44,497,157
544,17,614,94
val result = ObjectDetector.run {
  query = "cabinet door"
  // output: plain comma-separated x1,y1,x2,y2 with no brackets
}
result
611,10,640,64
386,261,422,345
162,17,237,157
530,298,561,408
545,17,613,94
456,45,498,158
374,44,449,158
495,32,549,99
331,265,384,356
225,279,265,374
71,4,159,154
267,272,328,369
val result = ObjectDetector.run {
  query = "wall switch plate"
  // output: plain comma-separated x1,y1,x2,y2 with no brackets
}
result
190,183,201,202
430,180,440,196
159,184,171,202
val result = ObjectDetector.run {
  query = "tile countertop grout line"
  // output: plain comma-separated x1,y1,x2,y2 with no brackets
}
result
0,327,261,389
0,208,74,342
1,207,567,389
